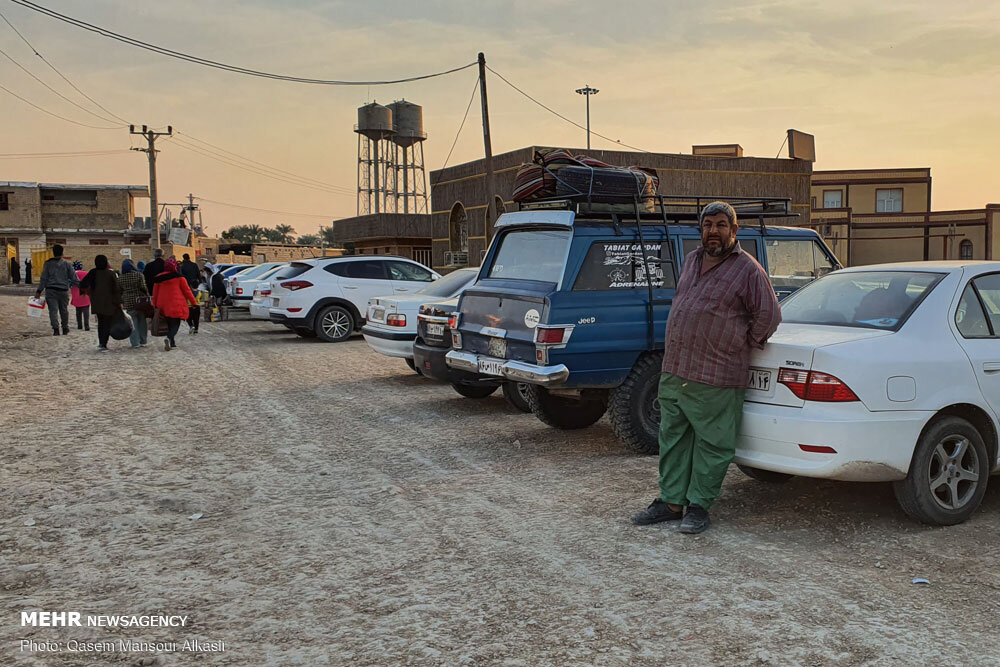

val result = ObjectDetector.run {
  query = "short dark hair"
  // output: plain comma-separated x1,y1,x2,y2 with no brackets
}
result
698,201,737,228
183,253,190,260
52,244,64,257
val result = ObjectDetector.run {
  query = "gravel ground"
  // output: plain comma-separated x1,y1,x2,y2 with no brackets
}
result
3,288,1000,666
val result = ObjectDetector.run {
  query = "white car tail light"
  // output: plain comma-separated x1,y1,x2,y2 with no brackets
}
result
281,280,313,291
778,368,859,402
386,313,406,327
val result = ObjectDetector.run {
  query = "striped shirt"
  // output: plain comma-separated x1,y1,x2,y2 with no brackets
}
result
662,244,781,388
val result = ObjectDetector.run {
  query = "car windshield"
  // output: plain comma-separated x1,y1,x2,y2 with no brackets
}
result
487,229,572,283
416,269,476,297
780,270,945,330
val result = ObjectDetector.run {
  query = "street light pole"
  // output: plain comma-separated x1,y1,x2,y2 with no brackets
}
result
575,85,599,150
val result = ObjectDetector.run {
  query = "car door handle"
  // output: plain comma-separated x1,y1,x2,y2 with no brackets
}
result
342,285,358,290
983,362,1000,374
396,288,409,292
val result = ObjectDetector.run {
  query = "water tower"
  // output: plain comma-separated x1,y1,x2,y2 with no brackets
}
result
386,100,428,214
355,102,395,215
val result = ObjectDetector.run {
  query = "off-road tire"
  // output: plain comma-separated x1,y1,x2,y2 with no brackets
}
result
502,382,531,413
609,353,663,454
314,305,354,342
524,385,608,429
737,464,793,483
893,416,989,526
451,382,498,399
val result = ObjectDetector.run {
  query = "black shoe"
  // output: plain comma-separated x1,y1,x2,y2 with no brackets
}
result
77,324,83,330
62,328,70,335
679,504,711,534
53,330,60,336
631,498,683,525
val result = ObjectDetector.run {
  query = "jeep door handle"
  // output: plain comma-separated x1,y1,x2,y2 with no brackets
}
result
983,362,1000,374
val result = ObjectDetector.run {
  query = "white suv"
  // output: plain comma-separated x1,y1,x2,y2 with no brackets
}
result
268,256,441,342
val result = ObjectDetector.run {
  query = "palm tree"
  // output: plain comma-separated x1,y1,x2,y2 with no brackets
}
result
274,224,296,244
245,224,265,243
296,234,320,247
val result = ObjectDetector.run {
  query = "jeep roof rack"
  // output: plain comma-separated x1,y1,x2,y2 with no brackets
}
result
518,194,797,224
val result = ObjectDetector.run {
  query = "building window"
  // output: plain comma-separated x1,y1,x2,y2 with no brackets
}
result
0,192,9,211
89,239,109,245
449,202,468,253
811,196,817,209
960,239,973,260
822,190,842,209
876,188,903,213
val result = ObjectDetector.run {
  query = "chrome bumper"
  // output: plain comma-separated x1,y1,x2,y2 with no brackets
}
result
445,351,569,387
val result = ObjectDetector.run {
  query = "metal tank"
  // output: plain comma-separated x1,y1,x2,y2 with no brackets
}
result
387,100,426,147
356,102,394,139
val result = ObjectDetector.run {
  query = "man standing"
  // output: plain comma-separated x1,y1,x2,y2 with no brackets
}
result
35,244,79,336
143,248,165,294
631,202,781,534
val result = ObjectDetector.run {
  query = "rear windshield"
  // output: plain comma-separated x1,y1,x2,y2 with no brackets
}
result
487,229,571,283
416,269,476,297
781,271,945,330
279,262,314,280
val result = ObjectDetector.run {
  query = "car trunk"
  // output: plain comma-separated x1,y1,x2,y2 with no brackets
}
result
746,324,894,407
458,284,551,364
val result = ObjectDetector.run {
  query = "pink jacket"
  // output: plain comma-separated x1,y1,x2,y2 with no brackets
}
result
70,270,91,307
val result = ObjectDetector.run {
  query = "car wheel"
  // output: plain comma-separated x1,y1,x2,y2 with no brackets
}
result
524,385,608,429
893,416,989,526
451,382,498,399
737,464,793,483
608,352,662,454
315,306,354,342
502,382,532,413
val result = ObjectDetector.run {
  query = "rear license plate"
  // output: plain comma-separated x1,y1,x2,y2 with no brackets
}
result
747,368,772,391
372,307,385,321
487,336,507,358
478,358,504,376
427,323,444,337
271,298,279,307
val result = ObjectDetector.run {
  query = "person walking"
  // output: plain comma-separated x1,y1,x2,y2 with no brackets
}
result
70,260,91,330
10,255,20,284
631,201,782,534
152,257,198,351
143,248,165,294
120,259,149,348
78,254,123,351
34,244,78,336
180,254,201,334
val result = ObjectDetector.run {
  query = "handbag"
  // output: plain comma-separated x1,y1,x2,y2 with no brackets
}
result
151,308,170,337
134,296,154,317
109,310,134,340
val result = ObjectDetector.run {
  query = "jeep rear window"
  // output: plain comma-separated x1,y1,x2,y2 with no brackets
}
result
487,229,571,283
573,241,676,290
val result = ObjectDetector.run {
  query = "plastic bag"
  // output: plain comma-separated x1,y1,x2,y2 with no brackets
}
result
27,297,45,318
109,310,134,340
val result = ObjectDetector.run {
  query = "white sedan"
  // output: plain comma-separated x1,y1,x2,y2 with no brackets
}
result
736,261,1000,525
362,268,479,368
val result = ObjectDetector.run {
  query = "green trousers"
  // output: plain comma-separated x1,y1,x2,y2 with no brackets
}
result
657,373,745,510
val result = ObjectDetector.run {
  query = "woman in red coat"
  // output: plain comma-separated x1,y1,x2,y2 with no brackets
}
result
152,258,198,351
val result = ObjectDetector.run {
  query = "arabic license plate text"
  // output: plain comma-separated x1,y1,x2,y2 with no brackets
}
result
427,323,444,337
747,368,772,391
478,358,504,376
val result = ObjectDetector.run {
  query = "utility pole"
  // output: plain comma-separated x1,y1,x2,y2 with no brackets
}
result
130,124,172,252
186,193,199,231
575,85,599,150
478,53,497,240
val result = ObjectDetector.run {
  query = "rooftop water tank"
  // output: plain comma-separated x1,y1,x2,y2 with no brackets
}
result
388,100,426,147
356,102,394,139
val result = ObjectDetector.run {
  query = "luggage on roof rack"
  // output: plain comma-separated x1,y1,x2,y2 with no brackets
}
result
513,149,659,205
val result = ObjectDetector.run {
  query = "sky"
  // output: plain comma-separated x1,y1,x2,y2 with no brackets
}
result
2,0,999,237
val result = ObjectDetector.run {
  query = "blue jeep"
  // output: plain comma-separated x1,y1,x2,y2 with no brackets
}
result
445,196,841,453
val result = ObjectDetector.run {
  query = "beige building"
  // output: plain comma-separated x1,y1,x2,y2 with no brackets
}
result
0,181,148,274
810,168,1000,265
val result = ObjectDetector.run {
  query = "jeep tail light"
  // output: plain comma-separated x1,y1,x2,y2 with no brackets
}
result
536,327,567,344
452,332,462,349
778,368,859,402
281,280,313,291
386,313,406,327
448,313,459,329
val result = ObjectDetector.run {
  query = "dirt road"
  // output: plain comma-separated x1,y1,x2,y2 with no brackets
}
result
3,290,999,666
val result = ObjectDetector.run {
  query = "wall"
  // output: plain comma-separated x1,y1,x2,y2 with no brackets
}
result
0,245,8,283
40,189,133,231
0,186,42,231
810,169,931,214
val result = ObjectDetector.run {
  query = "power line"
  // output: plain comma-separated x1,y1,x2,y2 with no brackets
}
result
436,73,479,179
0,44,125,126
0,149,130,158
176,131,355,194
170,137,356,197
485,65,651,154
0,8,131,124
0,79,121,129
11,1,477,86
195,197,335,219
